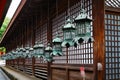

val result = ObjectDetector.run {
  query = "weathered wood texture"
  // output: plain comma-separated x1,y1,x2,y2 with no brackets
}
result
92,0,105,80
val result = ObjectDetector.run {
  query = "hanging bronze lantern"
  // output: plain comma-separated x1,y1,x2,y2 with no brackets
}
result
29,47,34,58
62,18,75,48
33,42,45,58
52,33,62,56
74,9,93,46
44,43,53,62
25,47,30,58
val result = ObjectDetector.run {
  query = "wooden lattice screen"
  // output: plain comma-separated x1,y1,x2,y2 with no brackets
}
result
34,14,48,79
105,12,120,80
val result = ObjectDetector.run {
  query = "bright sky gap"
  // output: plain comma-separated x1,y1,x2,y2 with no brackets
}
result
6,0,21,18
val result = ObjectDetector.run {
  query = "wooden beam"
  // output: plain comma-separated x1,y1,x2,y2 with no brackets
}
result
105,6,120,13
0,0,27,44
92,0,105,80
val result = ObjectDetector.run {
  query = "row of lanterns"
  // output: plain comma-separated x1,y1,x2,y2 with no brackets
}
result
1,39,62,62
1,8,93,62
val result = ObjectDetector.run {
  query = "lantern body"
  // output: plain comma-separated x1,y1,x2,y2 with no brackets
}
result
63,29,75,40
45,51,52,62
45,43,53,62
33,42,38,57
74,9,93,45
37,43,45,58
33,43,44,58
19,48,24,58
37,47,44,58
34,48,37,57
35,47,43,58
62,18,75,48
25,47,30,58
29,47,34,58
17,48,21,58
76,21,85,36
22,48,26,58
11,51,17,59
52,43,62,56
16,48,20,58
15,50,19,58
52,35,62,56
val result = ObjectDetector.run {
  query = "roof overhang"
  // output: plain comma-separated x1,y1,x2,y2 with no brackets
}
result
0,0,12,27
0,0,27,44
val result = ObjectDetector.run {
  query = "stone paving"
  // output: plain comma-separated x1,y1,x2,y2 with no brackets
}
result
0,69,9,80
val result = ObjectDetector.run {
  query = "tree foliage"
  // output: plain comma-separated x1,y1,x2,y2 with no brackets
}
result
0,17,10,39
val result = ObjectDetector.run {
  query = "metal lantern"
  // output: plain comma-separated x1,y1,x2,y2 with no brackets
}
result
33,42,45,58
33,42,38,57
38,43,45,57
52,34,62,56
1,54,6,60
16,48,20,58
62,18,75,48
22,48,26,58
44,43,53,62
11,51,17,59
19,48,24,58
74,9,93,45
7,52,13,60
25,47,30,58
29,47,34,58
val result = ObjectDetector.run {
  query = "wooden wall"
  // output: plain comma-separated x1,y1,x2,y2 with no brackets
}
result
2,0,112,80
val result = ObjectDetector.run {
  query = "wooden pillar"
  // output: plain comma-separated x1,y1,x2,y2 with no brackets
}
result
92,0,105,80
47,0,52,80
23,58,25,72
17,58,19,70
32,57,35,76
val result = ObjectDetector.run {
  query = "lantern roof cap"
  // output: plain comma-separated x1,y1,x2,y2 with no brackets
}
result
33,44,38,48
29,47,33,51
38,42,44,48
74,9,92,22
19,47,25,51
52,33,62,43
53,37,62,43
11,50,16,54
33,42,38,48
45,43,52,51
63,18,75,29
25,47,30,50
16,48,20,51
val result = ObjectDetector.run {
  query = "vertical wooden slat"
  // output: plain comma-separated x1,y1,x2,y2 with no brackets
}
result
32,57,35,76
92,0,105,80
47,0,52,80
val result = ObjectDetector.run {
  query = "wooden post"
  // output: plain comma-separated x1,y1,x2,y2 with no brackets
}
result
17,58,19,70
92,0,105,80
32,57,35,76
23,58,25,72
47,0,52,80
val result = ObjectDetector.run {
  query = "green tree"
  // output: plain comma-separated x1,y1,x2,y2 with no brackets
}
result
0,17,10,39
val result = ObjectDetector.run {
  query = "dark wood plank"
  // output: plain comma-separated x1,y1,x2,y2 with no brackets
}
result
92,0,105,80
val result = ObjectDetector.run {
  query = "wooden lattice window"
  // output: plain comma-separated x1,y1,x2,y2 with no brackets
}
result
105,13,120,80
52,0,93,64
35,19,47,64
